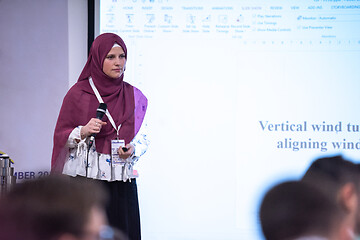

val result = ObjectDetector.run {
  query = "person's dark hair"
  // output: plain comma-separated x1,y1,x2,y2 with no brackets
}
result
259,181,343,240
301,155,360,201
0,175,108,240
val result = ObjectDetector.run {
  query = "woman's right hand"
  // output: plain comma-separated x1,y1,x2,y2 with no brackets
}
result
80,118,107,139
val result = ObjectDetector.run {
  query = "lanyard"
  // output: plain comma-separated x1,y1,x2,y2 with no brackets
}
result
89,77,122,137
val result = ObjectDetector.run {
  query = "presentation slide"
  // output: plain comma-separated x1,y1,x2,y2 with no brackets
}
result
99,0,360,239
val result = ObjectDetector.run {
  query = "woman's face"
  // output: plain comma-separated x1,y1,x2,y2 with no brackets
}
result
102,46,126,79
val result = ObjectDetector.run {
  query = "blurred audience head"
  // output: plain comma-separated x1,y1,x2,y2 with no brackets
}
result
302,155,360,235
259,180,348,240
0,175,127,240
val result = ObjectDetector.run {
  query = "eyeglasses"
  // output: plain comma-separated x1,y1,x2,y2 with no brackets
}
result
98,225,116,240
82,225,128,240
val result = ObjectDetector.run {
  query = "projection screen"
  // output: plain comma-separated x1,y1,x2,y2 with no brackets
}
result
97,0,360,239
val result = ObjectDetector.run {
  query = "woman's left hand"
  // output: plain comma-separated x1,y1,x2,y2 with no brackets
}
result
118,143,135,159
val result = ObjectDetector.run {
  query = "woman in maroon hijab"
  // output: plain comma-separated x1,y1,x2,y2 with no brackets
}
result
52,33,148,240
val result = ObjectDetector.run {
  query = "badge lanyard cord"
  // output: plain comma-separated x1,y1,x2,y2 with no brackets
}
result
86,77,122,177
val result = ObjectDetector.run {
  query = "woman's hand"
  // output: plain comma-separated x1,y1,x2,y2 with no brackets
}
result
80,118,107,139
118,144,135,159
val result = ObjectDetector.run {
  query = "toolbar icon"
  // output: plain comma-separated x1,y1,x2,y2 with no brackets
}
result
218,15,228,24
164,14,172,24
187,14,196,24
202,15,211,22
126,14,134,23
146,14,155,23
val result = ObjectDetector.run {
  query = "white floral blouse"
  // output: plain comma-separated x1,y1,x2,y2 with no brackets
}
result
62,121,149,182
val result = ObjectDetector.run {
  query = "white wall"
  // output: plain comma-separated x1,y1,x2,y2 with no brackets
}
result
0,0,87,179
68,0,88,88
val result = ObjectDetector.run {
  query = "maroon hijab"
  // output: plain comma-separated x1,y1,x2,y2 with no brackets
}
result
51,33,147,173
